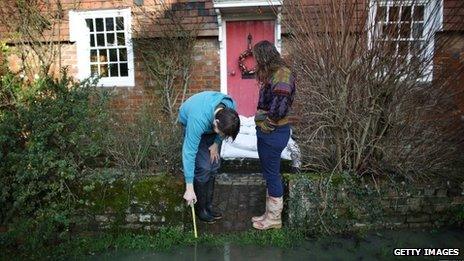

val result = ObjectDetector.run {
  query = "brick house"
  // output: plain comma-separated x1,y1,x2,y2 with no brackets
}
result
2,0,463,118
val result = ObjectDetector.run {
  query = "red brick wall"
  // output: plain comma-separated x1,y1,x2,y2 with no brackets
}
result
444,0,464,31
436,0,464,121
280,0,369,34
2,0,463,120
103,37,220,120
0,0,219,42
189,37,220,93
4,37,220,121
2,1,221,120
434,31,464,115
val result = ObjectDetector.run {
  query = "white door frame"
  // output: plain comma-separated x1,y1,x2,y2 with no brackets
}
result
215,6,282,94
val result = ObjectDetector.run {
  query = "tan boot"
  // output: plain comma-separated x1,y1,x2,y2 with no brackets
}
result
251,190,269,222
252,196,283,230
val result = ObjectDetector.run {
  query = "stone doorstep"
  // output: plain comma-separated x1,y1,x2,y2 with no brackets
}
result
220,158,293,174
215,173,266,186
197,173,267,234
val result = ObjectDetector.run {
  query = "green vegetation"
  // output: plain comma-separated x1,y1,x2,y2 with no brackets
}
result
0,68,111,254
286,172,387,235
0,226,306,260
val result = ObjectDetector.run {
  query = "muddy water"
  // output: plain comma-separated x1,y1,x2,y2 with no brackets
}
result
87,228,464,260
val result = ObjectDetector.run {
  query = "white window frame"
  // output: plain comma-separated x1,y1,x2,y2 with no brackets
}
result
69,8,135,87
368,0,443,81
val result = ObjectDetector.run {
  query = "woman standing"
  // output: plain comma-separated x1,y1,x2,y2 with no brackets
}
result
251,40,296,230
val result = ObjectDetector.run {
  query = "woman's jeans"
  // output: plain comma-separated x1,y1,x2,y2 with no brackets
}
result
256,124,291,198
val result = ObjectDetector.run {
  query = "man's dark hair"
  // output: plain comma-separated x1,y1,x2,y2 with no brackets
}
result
215,108,240,141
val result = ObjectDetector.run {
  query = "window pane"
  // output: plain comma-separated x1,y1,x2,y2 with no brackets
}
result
90,49,98,62
381,24,389,39
90,34,95,47
100,64,108,77
91,64,98,76
411,41,423,56
109,49,118,62
414,6,424,21
120,63,128,76
105,17,114,31
119,48,127,61
109,63,119,77
107,33,115,46
86,18,94,32
401,6,412,22
96,18,104,32
117,33,125,45
99,49,108,62
389,6,399,22
400,23,411,38
384,41,397,55
410,41,423,65
398,41,409,56
384,24,399,39
412,23,423,38
376,6,387,22
97,33,105,46
116,17,124,30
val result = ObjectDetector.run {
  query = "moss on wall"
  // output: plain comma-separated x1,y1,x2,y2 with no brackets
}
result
285,173,464,235
77,169,187,231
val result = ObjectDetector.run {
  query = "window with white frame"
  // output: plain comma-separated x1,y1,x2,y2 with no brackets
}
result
369,0,443,79
69,8,134,87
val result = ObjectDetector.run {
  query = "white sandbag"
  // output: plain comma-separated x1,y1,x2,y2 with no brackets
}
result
221,115,294,160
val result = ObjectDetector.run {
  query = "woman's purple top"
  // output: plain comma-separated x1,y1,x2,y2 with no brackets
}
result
257,67,296,122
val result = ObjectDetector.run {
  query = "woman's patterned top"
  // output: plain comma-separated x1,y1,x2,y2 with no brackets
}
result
257,66,296,124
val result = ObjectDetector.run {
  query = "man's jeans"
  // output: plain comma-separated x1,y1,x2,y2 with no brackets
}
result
194,133,221,183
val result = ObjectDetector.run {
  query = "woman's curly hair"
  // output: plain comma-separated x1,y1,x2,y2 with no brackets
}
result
253,40,287,85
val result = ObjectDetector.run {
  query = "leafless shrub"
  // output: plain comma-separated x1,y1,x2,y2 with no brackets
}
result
282,0,464,179
0,0,79,78
105,100,183,173
133,0,205,123
104,1,203,172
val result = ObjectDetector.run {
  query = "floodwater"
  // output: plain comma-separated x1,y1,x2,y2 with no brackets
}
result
87,228,464,260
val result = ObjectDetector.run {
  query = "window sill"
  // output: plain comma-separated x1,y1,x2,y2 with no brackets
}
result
89,76,135,87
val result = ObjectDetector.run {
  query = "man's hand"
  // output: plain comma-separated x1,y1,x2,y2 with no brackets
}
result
183,183,197,206
209,143,220,164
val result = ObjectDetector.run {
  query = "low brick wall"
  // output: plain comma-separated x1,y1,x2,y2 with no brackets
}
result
81,171,267,233
286,174,464,234
79,170,187,231
75,170,464,234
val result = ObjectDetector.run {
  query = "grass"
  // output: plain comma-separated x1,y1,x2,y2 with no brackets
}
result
0,226,307,260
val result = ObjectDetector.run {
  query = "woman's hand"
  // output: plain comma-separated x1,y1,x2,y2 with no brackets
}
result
183,183,197,206
255,110,275,133
209,143,220,164
256,117,276,133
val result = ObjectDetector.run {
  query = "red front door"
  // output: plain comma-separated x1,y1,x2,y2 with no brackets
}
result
226,20,275,117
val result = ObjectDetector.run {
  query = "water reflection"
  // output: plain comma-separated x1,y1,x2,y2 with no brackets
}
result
86,228,464,260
